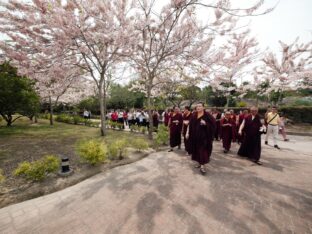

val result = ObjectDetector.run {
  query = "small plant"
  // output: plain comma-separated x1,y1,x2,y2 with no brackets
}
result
84,119,92,126
108,139,128,160
0,169,5,183
117,123,124,130
155,124,169,146
140,126,147,134
132,139,149,151
43,155,60,173
55,114,72,124
14,155,60,181
76,139,107,165
73,115,83,125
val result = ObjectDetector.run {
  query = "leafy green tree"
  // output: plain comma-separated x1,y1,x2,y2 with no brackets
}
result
107,84,145,110
0,62,40,126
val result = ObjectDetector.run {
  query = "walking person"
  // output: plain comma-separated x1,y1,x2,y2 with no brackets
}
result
237,107,264,165
212,108,222,141
152,110,160,131
265,106,281,149
220,111,236,153
168,106,183,152
182,106,192,155
187,103,216,174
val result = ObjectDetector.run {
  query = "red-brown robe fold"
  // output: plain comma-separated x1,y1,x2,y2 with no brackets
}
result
152,113,159,130
164,112,170,127
212,112,221,140
169,113,183,148
182,112,192,154
189,111,216,165
237,114,262,162
220,118,236,151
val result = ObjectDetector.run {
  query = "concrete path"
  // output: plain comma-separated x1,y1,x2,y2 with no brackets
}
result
0,135,312,234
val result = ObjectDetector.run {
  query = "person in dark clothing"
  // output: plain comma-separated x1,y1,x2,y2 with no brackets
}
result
182,106,192,155
187,103,216,174
168,106,183,152
237,107,264,165
221,111,236,153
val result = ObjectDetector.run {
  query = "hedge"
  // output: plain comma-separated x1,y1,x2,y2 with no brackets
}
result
213,106,312,123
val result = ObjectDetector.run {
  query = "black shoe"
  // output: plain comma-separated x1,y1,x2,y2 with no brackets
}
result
223,150,228,154
265,141,268,145
253,160,262,165
284,139,289,141
168,149,173,152
274,145,280,149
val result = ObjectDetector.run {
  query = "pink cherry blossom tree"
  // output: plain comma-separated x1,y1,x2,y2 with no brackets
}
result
211,30,259,107
262,38,312,102
0,0,136,135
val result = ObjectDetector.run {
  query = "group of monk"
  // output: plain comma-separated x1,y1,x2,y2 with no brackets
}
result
164,104,266,174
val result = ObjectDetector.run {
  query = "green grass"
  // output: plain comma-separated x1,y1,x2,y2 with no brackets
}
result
0,117,151,176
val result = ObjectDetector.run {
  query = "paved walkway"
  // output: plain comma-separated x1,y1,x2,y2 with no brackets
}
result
0,136,312,234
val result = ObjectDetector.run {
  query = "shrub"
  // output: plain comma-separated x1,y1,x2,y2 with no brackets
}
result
117,123,124,130
0,169,5,183
76,139,107,165
237,101,247,107
39,113,50,120
14,155,60,181
132,139,149,151
108,139,128,160
55,114,72,124
84,119,92,126
43,155,60,173
140,126,147,134
73,115,84,125
155,124,169,146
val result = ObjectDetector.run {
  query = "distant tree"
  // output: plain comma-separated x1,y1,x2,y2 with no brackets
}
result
0,62,40,126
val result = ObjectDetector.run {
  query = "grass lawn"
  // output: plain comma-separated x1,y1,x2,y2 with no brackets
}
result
0,117,152,207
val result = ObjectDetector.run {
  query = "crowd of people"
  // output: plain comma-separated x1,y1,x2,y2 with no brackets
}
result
164,103,289,174
106,109,160,129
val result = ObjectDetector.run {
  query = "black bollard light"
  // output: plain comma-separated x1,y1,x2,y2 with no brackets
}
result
61,157,70,173
58,156,73,176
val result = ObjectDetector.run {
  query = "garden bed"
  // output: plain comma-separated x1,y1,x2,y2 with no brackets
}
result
0,118,153,208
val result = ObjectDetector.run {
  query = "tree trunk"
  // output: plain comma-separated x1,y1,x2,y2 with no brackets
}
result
6,114,12,127
35,115,38,123
226,95,230,108
49,96,54,125
147,78,153,140
98,82,106,136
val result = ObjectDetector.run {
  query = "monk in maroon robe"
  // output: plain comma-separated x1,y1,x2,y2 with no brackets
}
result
168,107,183,152
152,110,159,131
237,109,249,144
212,109,222,141
187,103,216,174
182,106,192,155
237,107,263,165
164,109,170,127
221,112,236,153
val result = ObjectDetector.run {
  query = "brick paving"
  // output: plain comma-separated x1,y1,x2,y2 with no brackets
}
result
0,135,311,234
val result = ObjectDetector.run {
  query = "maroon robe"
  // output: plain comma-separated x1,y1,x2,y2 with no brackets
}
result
237,114,262,162
164,112,170,127
220,118,236,151
152,113,159,130
169,113,183,148
212,112,222,140
182,112,192,154
189,111,216,165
